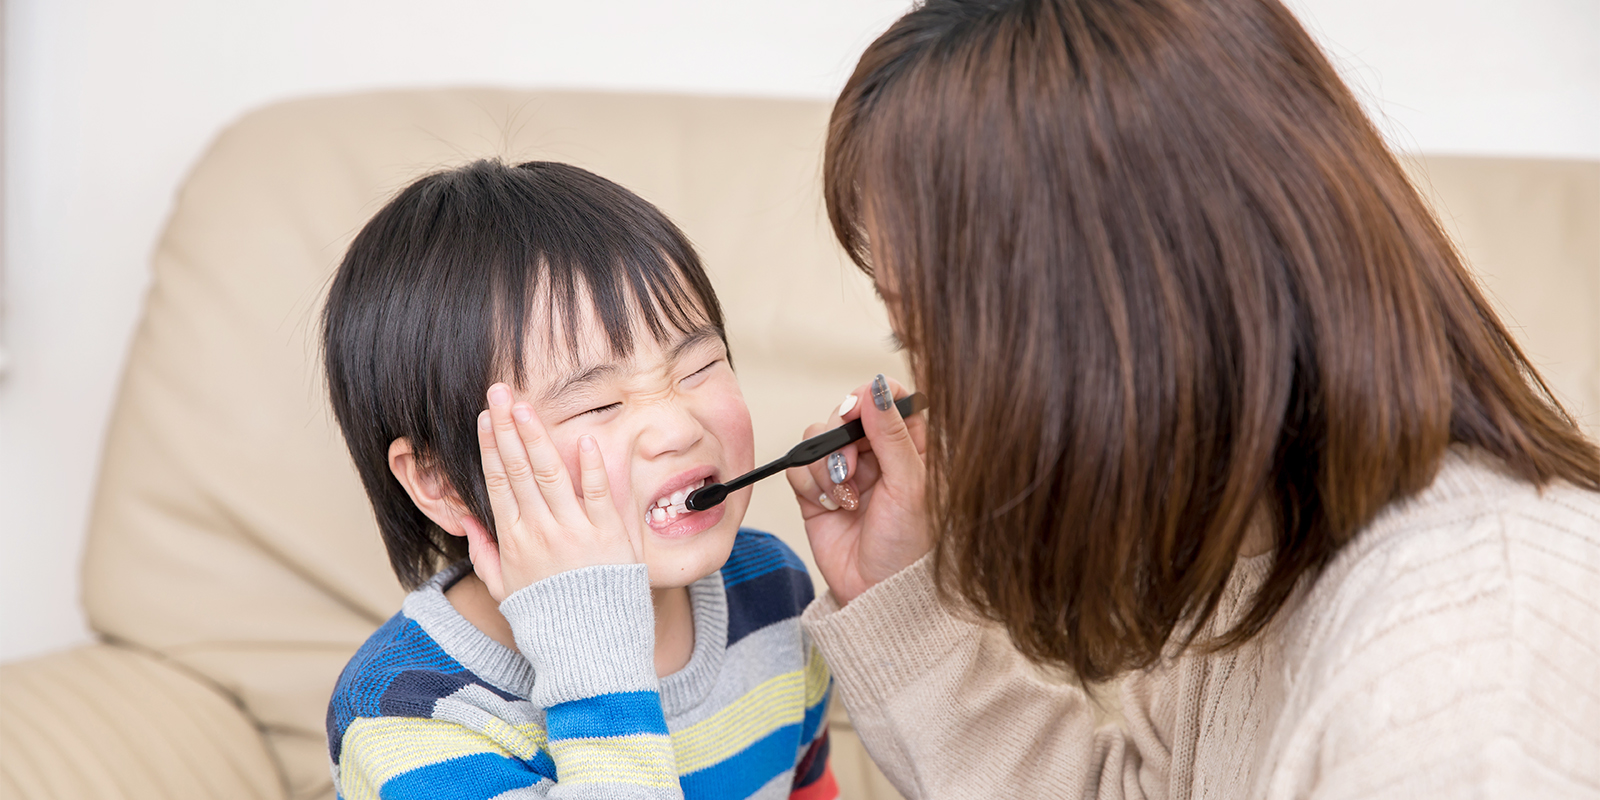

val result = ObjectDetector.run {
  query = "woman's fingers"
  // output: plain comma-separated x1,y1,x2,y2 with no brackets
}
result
860,374,922,486
785,464,829,517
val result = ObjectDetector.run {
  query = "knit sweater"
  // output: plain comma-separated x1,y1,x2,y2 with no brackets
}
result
802,449,1600,798
328,529,837,800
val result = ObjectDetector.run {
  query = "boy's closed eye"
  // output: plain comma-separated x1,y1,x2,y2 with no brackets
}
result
679,358,721,387
566,360,721,421
576,402,622,419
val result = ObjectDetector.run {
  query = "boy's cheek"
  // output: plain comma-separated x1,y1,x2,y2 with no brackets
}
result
716,400,756,470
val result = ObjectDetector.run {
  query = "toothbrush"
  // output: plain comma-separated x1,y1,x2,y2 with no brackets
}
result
685,392,926,511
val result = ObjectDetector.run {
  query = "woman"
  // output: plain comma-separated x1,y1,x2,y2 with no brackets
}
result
787,0,1600,797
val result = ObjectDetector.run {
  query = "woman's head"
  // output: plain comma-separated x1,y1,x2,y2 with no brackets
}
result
826,0,1599,679
324,160,753,590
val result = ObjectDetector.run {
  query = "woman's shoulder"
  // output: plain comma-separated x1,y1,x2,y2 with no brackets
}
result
1333,446,1600,610
1292,446,1600,654
1261,448,1600,795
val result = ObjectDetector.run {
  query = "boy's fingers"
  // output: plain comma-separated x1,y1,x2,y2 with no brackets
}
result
477,409,523,533
461,515,505,601
510,401,589,528
486,386,544,524
485,384,569,531
575,435,626,541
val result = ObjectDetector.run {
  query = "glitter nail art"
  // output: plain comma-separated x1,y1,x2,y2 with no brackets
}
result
830,482,859,511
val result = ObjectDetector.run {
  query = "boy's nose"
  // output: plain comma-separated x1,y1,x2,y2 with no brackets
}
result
636,400,705,458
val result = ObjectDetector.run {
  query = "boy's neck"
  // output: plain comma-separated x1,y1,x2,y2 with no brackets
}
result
444,572,697,679
651,585,695,676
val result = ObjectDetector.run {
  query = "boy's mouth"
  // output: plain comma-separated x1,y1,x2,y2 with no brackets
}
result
645,477,710,526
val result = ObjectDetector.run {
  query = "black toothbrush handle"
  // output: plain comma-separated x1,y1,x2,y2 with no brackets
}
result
784,392,925,464
685,392,925,511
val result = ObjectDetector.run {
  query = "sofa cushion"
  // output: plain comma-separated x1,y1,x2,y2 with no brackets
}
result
0,644,285,800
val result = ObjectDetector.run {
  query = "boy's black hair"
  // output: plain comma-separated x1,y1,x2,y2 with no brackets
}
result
323,160,727,589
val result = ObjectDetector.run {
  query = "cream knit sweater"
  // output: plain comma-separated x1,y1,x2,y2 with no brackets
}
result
802,449,1600,798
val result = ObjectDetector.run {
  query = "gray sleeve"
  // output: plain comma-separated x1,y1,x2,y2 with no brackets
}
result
499,564,683,800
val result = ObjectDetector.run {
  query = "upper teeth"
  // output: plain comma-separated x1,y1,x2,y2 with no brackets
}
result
649,478,707,521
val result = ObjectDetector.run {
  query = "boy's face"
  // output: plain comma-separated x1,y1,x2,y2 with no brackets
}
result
516,308,754,590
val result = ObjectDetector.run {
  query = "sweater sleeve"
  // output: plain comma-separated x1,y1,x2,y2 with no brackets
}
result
331,565,682,800
499,564,683,800
800,555,1176,800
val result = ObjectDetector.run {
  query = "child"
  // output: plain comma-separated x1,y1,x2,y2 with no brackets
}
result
321,160,837,800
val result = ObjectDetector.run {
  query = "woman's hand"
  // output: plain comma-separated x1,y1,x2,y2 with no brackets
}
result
459,382,642,603
787,374,931,605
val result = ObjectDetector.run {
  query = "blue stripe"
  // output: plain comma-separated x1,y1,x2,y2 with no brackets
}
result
721,531,807,588
328,614,470,763
726,567,813,646
528,749,558,781
799,684,831,744
679,722,802,800
545,691,669,740
380,751,545,800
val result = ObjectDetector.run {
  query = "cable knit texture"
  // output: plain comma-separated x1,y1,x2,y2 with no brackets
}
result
802,448,1600,798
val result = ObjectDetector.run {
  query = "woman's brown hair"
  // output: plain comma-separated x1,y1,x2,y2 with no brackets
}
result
826,0,1600,681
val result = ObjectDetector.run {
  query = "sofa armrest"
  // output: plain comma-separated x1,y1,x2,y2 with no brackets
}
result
1,644,287,800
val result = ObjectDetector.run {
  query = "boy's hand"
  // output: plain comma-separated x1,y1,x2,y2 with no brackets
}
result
461,382,642,603
786,375,932,605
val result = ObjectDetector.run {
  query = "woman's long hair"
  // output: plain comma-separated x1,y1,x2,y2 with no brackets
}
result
825,0,1600,681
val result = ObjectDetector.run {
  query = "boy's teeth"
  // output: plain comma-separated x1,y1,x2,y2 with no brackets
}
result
646,479,712,526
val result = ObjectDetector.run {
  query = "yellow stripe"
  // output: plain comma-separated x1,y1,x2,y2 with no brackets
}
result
338,716,544,798
547,734,678,788
803,645,831,708
670,670,805,774
339,663,825,796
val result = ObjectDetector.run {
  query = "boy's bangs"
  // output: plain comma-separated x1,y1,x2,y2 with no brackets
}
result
498,249,718,381
479,160,728,386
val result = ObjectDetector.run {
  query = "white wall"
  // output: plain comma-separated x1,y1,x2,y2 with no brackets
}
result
2,0,1596,663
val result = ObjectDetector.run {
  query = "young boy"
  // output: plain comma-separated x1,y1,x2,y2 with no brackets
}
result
321,160,836,800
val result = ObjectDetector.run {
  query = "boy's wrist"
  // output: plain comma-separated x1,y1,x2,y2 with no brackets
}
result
499,563,658,707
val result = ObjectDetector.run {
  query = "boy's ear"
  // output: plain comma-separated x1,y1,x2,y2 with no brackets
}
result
388,438,472,539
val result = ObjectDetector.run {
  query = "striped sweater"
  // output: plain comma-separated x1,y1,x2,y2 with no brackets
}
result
327,529,837,800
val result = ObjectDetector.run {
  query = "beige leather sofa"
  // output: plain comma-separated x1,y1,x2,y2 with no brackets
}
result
1,89,1595,800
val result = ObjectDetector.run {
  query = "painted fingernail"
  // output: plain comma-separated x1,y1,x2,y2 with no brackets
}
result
872,374,892,411
831,482,859,511
488,384,511,407
478,410,491,430
828,452,848,484
512,404,532,423
838,393,859,416
818,493,840,511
